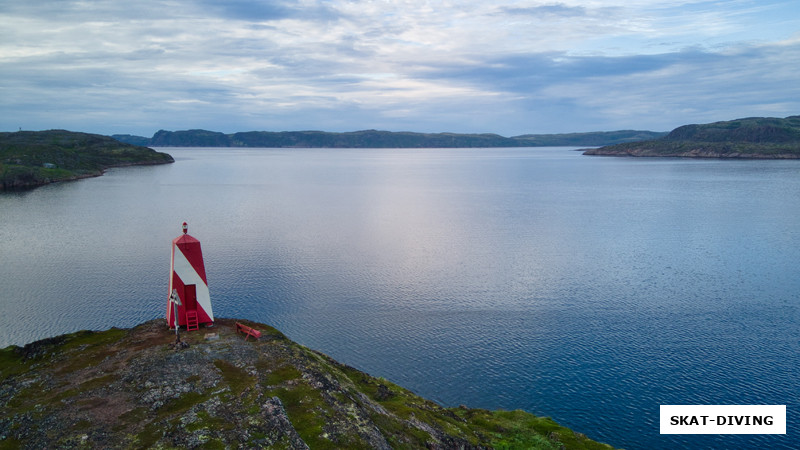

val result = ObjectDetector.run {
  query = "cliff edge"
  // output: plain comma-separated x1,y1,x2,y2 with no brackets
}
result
0,318,613,449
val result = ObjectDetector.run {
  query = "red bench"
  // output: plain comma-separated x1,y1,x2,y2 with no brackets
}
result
235,322,262,341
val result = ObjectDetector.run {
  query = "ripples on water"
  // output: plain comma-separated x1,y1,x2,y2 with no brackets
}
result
1,148,798,449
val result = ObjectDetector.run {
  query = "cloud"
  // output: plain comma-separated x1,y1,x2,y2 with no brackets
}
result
502,3,588,18
529,42,800,130
189,0,342,22
1,0,798,135
191,0,296,21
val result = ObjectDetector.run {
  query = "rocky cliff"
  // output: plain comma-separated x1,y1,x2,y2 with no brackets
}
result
0,318,614,449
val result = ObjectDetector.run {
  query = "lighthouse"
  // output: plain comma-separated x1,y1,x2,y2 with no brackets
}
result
167,222,214,330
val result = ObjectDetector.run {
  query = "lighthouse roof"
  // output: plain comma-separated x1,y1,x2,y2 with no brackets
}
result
173,233,201,246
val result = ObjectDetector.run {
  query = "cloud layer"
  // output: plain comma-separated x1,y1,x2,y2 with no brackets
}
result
2,0,799,135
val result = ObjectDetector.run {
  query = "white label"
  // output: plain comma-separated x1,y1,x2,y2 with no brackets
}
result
660,405,786,434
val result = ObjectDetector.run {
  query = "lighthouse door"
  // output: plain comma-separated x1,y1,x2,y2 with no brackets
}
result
184,284,198,312
183,284,200,330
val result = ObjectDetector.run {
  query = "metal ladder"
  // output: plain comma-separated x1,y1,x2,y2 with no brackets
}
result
185,310,199,331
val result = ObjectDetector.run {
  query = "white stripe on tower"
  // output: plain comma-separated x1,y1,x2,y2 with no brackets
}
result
173,245,214,321
167,248,177,324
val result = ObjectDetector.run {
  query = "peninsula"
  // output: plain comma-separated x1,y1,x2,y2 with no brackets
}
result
0,319,614,449
583,115,800,158
0,130,174,190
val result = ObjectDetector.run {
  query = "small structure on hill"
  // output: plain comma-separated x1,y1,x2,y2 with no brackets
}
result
167,222,214,331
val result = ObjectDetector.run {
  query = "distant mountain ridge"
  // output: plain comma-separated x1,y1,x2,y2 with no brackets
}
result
583,115,800,158
113,129,666,148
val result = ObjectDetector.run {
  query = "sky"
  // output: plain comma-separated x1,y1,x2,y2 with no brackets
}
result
1,0,799,137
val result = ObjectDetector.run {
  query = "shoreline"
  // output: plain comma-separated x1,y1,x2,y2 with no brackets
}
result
0,157,174,191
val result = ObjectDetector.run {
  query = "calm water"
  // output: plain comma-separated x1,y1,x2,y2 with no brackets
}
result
1,147,798,449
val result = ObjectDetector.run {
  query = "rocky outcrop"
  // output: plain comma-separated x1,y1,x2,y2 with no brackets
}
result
0,318,614,449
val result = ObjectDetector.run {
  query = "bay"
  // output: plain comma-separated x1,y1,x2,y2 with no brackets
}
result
1,147,798,449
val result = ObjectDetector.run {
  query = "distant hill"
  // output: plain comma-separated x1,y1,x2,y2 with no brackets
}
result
0,318,615,449
583,116,800,158
107,133,151,146
512,130,667,146
0,130,173,190
113,129,666,148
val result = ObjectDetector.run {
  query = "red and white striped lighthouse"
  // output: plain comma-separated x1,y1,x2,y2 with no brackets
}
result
167,222,214,330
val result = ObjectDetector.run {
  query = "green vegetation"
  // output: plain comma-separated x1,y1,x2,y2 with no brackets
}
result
213,359,254,395
0,318,616,449
512,129,667,146
335,362,612,450
263,363,302,386
584,115,800,158
272,382,336,448
0,347,30,380
158,391,212,418
0,129,173,189
112,128,665,148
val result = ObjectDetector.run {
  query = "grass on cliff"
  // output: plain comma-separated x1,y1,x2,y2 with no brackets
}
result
336,362,613,450
213,359,254,395
273,382,339,448
0,347,30,380
1,328,127,381
0,129,172,189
